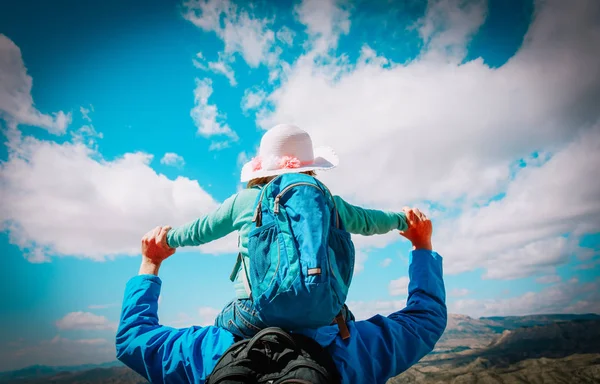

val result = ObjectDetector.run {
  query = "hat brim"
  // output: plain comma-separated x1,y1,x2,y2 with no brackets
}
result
240,146,338,182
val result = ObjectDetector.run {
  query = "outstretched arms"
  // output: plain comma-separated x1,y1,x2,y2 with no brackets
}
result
333,195,409,235
116,276,235,383
116,227,235,383
166,193,239,248
330,208,446,383
359,249,446,382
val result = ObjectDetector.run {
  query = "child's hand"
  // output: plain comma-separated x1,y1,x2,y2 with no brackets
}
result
158,226,174,251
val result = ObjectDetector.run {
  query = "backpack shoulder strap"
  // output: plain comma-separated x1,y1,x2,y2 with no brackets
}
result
251,176,280,227
230,235,252,298
313,178,341,229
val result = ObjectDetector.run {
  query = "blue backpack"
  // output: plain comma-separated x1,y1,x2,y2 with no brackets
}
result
245,173,355,334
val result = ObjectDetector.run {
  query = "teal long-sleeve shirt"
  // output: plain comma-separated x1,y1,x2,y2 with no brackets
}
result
166,187,408,298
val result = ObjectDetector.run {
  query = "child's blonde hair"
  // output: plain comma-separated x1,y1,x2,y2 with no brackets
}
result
247,171,317,189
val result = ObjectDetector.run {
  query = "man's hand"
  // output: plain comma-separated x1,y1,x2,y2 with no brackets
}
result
139,226,176,276
399,207,433,251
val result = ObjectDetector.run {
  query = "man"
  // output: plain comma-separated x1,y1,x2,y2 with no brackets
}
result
116,208,447,383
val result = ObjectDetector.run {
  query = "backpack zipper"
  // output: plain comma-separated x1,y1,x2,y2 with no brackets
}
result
273,182,323,214
273,182,340,229
272,182,342,282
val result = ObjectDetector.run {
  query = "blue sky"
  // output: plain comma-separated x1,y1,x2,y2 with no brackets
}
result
1,0,599,371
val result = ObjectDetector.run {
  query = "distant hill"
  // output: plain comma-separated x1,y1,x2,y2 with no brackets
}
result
435,313,600,352
0,362,126,383
2,313,600,384
393,353,600,383
0,366,146,384
391,317,600,383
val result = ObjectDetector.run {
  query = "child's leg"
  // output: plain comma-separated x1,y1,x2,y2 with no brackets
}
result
214,298,267,339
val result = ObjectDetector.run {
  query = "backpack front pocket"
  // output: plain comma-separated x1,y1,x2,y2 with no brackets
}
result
248,221,281,295
328,226,355,287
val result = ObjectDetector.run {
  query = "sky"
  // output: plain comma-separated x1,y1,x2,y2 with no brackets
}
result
0,0,599,372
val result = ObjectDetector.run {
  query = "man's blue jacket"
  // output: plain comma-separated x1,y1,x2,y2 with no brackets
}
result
116,249,447,383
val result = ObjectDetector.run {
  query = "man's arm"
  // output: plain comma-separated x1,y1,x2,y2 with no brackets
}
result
116,226,235,383
115,275,235,383
333,209,446,383
333,195,409,235
359,249,446,382
166,193,238,248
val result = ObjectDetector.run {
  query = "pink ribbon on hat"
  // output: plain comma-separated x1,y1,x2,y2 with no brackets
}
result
250,155,305,171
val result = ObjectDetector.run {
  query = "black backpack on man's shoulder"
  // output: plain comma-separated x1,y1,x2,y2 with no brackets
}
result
205,327,341,384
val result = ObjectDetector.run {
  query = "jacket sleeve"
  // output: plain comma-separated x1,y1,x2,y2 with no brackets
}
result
166,193,238,248
333,195,409,235
115,275,235,383
344,249,447,383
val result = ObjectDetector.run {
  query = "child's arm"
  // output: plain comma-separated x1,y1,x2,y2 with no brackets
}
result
333,195,408,235
166,193,239,248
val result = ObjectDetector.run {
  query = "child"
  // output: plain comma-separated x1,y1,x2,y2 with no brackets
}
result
162,124,409,339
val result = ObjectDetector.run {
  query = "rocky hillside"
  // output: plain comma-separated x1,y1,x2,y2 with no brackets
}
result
393,353,600,384
434,313,600,352
391,318,600,383
0,366,147,384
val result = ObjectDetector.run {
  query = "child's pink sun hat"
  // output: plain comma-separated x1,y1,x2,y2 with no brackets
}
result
240,124,339,182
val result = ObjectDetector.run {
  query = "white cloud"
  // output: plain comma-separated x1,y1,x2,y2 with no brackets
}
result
193,52,237,86
236,151,249,167
347,300,406,320
80,105,93,122
294,0,351,52
198,306,220,326
352,276,600,320
163,312,196,328
353,249,368,274
450,277,600,317
388,276,409,296
536,275,561,284
163,307,220,328
0,336,114,371
208,140,231,151
380,258,392,268
70,124,103,149
191,78,238,145
55,311,116,331
276,26,295,46
416,0,487,62
183,0,276,67
575,257,600,271
256,0,600,279
0,136,238,261
0,34,72,134
241,87,267,112
161,152,185,168
261,0,600,206
208,59,237,86
448,288,470,297
482,237,572,280
437,128,600,278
